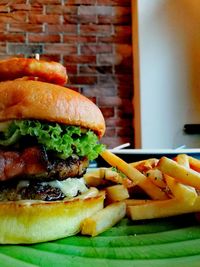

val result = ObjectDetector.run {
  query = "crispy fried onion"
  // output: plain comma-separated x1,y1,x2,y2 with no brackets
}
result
0,57,67,85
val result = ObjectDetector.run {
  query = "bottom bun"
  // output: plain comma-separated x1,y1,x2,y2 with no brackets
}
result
0,190,105,244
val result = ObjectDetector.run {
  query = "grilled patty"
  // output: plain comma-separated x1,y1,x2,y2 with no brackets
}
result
0,181,66,201
0,146,89,182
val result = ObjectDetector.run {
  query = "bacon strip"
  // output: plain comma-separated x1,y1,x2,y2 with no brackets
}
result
0,147,46,182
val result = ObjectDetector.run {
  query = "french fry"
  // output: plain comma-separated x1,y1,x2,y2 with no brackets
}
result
165,175,197,205
125,199,154,206
157,156,200,189
130,158,159,172
100,150,168,200
146,168,166,188
104,168,133,188
188,156,200,172
84,168,106,187
106,184,129,202
68,187,102,201
127,196,200,220
169,154,198,205
175,154,190,168
81,201,126,236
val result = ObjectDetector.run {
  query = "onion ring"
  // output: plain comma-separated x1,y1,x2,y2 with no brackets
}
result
0,57,68,86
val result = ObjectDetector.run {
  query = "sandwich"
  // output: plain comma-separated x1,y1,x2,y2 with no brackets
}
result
0,59,106,244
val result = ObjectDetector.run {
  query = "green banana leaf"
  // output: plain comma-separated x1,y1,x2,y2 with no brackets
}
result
0,214,200,267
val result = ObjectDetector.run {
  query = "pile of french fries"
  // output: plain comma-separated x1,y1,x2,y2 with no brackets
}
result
81,150,200,236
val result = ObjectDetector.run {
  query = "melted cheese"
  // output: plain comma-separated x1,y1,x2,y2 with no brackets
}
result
17,178,88,199
46,178,88,198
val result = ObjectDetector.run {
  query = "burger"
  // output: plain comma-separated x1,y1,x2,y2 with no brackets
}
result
0,60,106,244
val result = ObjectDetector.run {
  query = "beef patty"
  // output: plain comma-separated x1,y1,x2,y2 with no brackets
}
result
0,146,89,182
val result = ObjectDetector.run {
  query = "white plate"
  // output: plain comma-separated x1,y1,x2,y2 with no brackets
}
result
109,148,200,155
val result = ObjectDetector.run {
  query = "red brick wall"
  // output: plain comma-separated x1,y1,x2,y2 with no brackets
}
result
0,0,133,149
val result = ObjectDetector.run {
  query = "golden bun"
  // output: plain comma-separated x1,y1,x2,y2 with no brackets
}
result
0,191,105,244
0,80,105,138
0,57,68,86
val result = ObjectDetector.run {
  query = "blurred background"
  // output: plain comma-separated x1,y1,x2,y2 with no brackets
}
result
0,0,133,149
1,0,200,150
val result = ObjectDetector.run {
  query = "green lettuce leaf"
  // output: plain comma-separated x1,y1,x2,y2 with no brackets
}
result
0,120,105,160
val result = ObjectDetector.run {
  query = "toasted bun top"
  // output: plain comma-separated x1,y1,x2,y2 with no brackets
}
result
0,80,105,138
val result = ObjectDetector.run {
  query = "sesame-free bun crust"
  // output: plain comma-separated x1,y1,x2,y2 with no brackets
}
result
0,191,105,244
0,80,105,138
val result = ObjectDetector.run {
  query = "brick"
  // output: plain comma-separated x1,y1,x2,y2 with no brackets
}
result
0,12,26,23
7,44,43,55
64,85,80,93
98,54,117,65
28,33,60,43
64,55,96,64
116,106,133,118
115,25,132,38
98,107,115,118
80,24,112,36
99,25,132,43
97,0,131,6
3,0,25,3
69,75,97,85
0,5,9,12
0,44,6,54
30,0,61,4
64,0,96,4
82,85,116,97
63,14,97,24
28,14,61,24
46,5,77,15
87,96,97,104
0,23,6,32
0,33,25,42
40,54,61,62
117,84,133,98
98,15,131,25
44,44,77,54
115,44,132,66
115,61,132,74
116,74,133,88
104,127,116,137
65,64,78,75
101,136,132,149
98,75,116,87
81,44,112,55
98,96,131,107
9,4,42,12
78,6,112,16
46,24,77,34
63,35,96,43
79,65,113,75
116,127,133,137
105,117,132,127
113,6,131,16
9,23,43,33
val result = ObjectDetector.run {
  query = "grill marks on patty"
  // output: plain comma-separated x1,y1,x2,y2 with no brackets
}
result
0,181,66,201
0,146,89,182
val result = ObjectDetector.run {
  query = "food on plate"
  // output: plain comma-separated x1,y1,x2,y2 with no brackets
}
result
105,184,129,202
158,156,200,189
100,150,168,200
0,57,106,244
1,57,200,244
97,151,200,221
81,201,126,236
0,57,68,85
